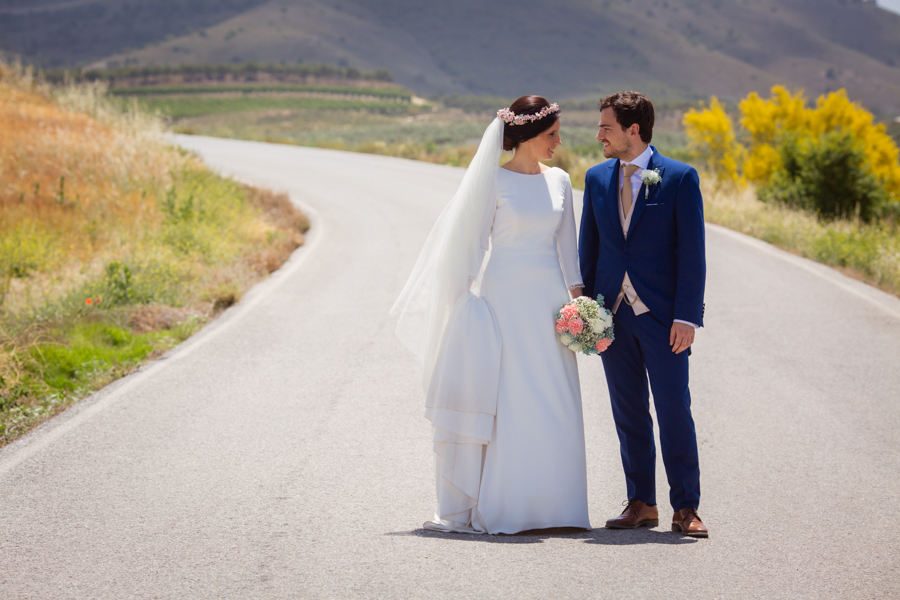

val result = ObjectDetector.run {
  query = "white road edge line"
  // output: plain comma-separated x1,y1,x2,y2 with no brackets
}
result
0,191,324,480
708,223,900,321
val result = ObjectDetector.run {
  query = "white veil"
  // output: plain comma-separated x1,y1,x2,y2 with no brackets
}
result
390,117,504,391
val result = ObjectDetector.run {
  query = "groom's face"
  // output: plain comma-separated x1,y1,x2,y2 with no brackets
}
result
597,107,635,160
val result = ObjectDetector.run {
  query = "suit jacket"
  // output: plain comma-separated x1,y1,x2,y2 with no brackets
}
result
579,147,706,327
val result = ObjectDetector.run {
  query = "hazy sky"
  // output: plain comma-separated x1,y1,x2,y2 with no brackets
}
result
877,0,900,14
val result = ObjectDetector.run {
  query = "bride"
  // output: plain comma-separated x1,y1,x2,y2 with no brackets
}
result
392,96,591,534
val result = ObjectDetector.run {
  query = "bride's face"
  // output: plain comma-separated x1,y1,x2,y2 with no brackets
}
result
520,119,562,161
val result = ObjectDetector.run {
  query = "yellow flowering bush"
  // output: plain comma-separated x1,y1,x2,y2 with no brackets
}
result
683,86,900,217
683,97,742,185
739,86,807,184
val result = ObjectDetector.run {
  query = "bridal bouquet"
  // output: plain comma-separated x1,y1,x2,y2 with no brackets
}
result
555,295,615,355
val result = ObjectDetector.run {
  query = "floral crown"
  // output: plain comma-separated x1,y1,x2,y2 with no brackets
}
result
497,103,560,126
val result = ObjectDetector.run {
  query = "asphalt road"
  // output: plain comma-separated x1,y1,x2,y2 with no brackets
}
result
1,136,898,599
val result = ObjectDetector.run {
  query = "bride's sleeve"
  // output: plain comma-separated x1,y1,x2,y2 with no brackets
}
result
469,186,497,288
558,175,584,291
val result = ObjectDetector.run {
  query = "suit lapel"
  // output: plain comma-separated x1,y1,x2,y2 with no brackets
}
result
605,160,624,243
626,149,665,239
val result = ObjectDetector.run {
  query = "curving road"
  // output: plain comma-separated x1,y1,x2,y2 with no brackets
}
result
1,136,899,599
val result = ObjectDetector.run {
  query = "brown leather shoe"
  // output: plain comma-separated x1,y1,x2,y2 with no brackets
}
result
672,507,708,538
605,499,659,529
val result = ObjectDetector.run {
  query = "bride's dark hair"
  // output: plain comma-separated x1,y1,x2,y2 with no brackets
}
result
502,95,560,152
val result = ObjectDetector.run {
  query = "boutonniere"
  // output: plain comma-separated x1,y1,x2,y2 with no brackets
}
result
640,169,662,199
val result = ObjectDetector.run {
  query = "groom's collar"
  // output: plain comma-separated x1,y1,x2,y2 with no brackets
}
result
647,145,661,170
620,145,653,171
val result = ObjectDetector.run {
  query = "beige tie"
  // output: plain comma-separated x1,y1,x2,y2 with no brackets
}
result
621,163,640,216
614,162,650,316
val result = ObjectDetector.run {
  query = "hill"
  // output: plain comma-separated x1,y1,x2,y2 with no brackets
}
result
4,0,900,113
0,0,270,65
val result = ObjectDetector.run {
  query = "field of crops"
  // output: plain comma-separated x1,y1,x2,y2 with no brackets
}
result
111,84,412,100
129,95,417,119
103,71,691,183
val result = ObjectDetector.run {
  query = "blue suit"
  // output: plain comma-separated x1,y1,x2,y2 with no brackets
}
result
579,147,706,511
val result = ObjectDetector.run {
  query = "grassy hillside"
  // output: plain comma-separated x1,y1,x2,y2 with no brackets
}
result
78,0,900,115
0,63,309,445
0,0,270,66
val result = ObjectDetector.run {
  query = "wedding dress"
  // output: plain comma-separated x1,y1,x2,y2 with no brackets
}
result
427,167,591,534
392,117,590,535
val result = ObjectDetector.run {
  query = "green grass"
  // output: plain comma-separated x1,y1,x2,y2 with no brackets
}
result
0,166,306,445
133,96,418,119
111,83,412,100
1,317,203,442
33,321,194,393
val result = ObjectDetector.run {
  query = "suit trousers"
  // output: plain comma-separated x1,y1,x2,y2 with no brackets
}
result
600,304,701,511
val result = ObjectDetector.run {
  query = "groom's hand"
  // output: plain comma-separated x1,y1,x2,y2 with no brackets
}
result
669,322,695,354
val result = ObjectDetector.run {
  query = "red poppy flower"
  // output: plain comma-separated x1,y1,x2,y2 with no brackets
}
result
85,298,93,305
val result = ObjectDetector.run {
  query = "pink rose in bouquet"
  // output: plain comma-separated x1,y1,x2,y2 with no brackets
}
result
566,317,584,335
595,338,611,353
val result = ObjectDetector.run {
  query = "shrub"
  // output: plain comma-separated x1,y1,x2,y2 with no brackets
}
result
683,86,900,213
759,131,888,221
683,97,742,185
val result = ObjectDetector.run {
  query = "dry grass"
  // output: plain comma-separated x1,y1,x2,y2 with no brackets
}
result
0,61,311,446
128,304,190,334
0,62,176,309
242,185,310,274
704,182,900,295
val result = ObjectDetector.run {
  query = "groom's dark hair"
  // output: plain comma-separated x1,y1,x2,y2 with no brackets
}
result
600,91,654,144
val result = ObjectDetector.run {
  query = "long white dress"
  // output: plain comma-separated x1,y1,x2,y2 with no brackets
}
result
426,166,591,534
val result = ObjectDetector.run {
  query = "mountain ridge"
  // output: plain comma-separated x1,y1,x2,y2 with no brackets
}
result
3,0,900,113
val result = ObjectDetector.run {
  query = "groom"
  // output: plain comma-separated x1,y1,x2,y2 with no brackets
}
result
579,91,708,537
